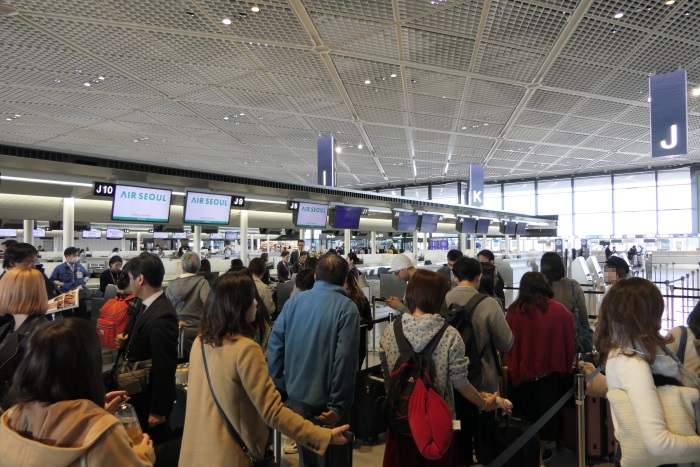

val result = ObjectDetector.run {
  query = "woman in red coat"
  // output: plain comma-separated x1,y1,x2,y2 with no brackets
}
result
505,272,574,465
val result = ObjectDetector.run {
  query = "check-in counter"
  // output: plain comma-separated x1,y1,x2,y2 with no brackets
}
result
496,257,535,287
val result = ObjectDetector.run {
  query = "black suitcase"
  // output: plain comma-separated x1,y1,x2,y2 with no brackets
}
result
491,417,540,467
324,431,354,467
350,364,386,442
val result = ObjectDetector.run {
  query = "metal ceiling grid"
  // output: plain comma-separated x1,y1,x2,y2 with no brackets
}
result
404,68,467,99
453,134,494,149
557,116,608,134
596,123,648,140
346,86,406,111
659,1,700,36
580,135,628,152
305,0,394,21
513,110,567,129
415,151,449,163
526,89,584,113
98,0,221,34
334,57,402,89
355,107,407,126
473,43,546,83
542,57,616,92
461,102,514,124
594,70,651,102
567,148,606,160
268,74,340,101
405,1,484,38
450,153,487,165
506,127,553,142
488,149,528,163
482,0,570,52
466,79,527,108
373,148,411,160
413,141,449,154
587,0,669,30
401,27,474,71
413,129,451,145
572,98,630,120
369,136,411,150
625,35,698,75
364,123,407,139
544,131,589,146
619,141,651,154
410,113,456,132
409,93,460,115
463,123,504,138
270,53,330,80
616,106,652,126
288,98,350,119
312,14,399,59
560,17,648,67
195,1,312,45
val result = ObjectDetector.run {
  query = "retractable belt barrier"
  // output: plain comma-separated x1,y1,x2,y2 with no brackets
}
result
487,367,602,467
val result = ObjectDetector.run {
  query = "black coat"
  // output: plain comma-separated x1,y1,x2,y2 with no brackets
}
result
125,294,178,427
277,260,291,282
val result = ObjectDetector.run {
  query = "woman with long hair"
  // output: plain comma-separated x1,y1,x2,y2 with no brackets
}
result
595,278,700,465
540,251,593,352
477,262,504,311
505,271,574,465
0,267,50,407
0,319,154,465
179,272,349,466
344,271,373,367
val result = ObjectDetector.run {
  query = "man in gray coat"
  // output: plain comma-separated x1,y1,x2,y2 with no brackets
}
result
444,256,513,466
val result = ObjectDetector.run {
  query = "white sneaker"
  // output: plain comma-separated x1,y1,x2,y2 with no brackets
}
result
283,441,298,454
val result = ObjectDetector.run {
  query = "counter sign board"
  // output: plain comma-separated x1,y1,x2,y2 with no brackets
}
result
93,182,116,197
650,70,688,157
112,185,172,223
184,191,233,225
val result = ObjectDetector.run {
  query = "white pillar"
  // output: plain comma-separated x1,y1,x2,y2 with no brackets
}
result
470,234,476,256
193,226,202,255
412,229,419,263
121,238,126,253
266,234,270,252
62,198,75,250
23,220,34,244
370,231,376,254
344,229,351,254
137,232,142,251
459,232,466,253
240,210,249,265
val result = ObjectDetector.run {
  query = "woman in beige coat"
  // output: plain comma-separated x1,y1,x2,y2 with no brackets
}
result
179,271,350,466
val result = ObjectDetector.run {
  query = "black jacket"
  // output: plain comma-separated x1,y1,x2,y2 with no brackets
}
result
125,294,178,420
277,260,291,282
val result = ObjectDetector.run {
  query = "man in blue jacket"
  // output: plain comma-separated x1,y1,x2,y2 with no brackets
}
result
268,253,359,467
50,246,90,319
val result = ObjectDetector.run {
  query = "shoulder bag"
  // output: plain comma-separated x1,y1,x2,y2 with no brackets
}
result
201,341,276,467
114,311,152,395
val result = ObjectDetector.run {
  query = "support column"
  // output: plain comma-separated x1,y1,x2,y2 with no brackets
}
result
370,231,376,254
412,229,419,263
240,210,249,265
23,220,34,244
62,198,75,250
193,226,202,255
137,232,142,251
459,232,466,252
344,229,351,254
470,234,476,255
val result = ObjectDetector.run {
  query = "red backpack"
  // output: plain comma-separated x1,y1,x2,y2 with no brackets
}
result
96,295,135,349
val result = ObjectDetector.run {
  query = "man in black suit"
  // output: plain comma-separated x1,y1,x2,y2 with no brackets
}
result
436,249,463,290
290,239,306,266
123,253,178,433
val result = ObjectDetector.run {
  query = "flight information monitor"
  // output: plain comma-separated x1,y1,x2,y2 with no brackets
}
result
112,185,172,223
106,228,123,239
331,205,362,229
225,231,238,241
418,214,440,233
209,233,223,240
183,191,232,225
293,202,328,228
500,221,517,235
516,222,527,235
475,219,491,234
32,228,46,238
172,232,188,239
392,211,419,232
457,217,477,234
153,232,169,239
82,229,102,239
0,229,16,237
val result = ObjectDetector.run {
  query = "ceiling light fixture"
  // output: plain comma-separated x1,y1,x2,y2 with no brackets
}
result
83,82,91,87
364,79,371,84
614,12,624,18
335,146,342,154
665,0,675,4
692,88,700,96
390,73,397,78
222,18,232,25
358,144,363,149
251,5,260,12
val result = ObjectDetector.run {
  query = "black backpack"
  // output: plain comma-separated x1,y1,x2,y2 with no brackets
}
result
385,318,449,437
0,315,46,407
445,293,493,386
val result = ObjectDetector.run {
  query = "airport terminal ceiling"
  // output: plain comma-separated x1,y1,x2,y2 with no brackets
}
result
1,0,700,190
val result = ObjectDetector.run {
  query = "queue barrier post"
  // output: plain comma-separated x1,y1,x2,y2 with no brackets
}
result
575,373,586,467
273,429,282,465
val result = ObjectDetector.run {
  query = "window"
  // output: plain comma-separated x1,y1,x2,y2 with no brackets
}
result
538,179,572,215
483,184,502,210
504,182,536,215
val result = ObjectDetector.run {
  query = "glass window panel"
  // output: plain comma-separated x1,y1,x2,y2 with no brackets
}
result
558,214,573,237
658,210,692,234
483,185,502,210
614,172,656,188
538,179,572,194
574,176,612,192
539,192,573,215
574,189,612,213
614,211,657,236
406,187,430,200
431,183,459,204
657,168,691,186
658,184,692,210
378,188,400,197
504,183,536,215
614,187,656,212
574,212,613,236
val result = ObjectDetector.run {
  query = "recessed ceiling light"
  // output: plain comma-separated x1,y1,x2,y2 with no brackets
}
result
364,79,371,84
83,82,91,87
222,18,232,25
411,79,417,84
614,12,624,18
484,123,489,126
335,147,342,154
692,88,700,96
75,69,82,74
239,112,245,116
665,0,675,4
358,144,363,149
97,76,105,81
5,118,12,122
461,126,467,130
53,79,61,84
224,116,229,120
14,114,20,118
251,5,260,12
390,73,397,78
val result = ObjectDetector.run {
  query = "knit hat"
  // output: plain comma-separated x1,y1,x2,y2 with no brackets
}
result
389,254,414,272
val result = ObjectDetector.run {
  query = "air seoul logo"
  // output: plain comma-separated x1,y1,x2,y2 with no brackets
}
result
120,191,167,201
191,196,229,206
301,206,326,213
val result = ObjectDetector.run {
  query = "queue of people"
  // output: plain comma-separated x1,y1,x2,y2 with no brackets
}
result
1,243,700,467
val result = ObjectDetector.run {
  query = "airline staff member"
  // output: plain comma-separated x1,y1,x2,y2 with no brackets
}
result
50,247,90,319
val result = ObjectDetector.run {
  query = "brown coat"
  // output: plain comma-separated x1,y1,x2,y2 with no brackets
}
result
179,336,332,466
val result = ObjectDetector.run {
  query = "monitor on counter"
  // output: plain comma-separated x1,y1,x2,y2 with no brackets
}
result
106,228,123,239
183,191,232,225
330,205,362,229
293,202,328,228
32,228,45,238
112,185,172,223
225,231,238,241
209,233,223,240
475,219,491,234
0,229,16,238
499,221,517,235
82,229,102,239
392,211,419,232
418,214,440,233
516,222,527,235
153,232,169,239
457,217,477,234
172,232,187,239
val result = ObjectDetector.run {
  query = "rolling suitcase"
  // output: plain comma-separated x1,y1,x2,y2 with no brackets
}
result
491,416,540,467
324,431,354,467
560,396,615,461
350,364,386,442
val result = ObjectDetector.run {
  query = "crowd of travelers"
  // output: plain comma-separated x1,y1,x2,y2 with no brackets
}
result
0,239,699,466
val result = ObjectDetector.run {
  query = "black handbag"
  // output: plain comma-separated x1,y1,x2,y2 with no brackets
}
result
201,342,277,467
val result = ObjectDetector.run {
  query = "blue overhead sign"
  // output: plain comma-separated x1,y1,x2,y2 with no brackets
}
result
317,136,336,187
469,165,484,207
650,70,688,158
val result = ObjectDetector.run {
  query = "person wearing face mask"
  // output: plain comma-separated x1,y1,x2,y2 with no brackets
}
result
50,247,91,319
1,243,60,300
100,255,124,294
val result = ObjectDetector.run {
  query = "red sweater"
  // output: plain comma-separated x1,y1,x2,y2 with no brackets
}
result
505,298,575,386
